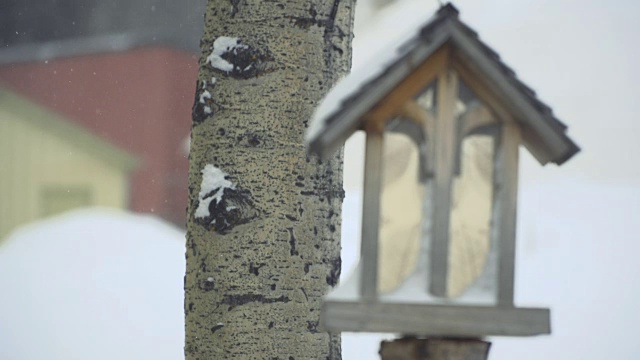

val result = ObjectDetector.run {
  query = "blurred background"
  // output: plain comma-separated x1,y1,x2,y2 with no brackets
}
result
0,0,204,235
0,1,203,359
0,0,639,359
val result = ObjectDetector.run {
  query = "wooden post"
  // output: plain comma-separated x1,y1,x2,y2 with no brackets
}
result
360,121,384,301
380,338,490,360
496,124,521,306
429,69,458,297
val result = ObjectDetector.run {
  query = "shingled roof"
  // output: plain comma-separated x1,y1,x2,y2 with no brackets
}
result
307,3,579,165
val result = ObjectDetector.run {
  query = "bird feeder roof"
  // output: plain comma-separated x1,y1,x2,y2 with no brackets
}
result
306,3,579,165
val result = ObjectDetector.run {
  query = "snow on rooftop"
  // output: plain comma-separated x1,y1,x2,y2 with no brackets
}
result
305,32,419,146
305,3,438,147
0,208,185,360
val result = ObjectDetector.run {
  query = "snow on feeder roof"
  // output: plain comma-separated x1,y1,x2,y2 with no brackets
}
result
306,3,579,166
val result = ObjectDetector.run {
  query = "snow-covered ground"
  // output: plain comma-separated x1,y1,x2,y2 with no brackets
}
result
0,208,185,360
2,182,637,359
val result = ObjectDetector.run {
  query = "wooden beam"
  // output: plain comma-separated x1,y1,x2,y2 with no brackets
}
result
322,300,551,336
451,61,512,125
453,105,498,176
496,124,520,306
452,60,555,165
429,68,458,297
458,104,497,137
360,120,385,301
398,101,436,177
449,26,575,163
367,45,450,123
398,100,436,130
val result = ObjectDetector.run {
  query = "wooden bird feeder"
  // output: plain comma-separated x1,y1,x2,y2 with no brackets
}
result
306,3,579,337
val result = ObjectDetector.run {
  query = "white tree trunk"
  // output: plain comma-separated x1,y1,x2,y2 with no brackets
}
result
185,1,355,359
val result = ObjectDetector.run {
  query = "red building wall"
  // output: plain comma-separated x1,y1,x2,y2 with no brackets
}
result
0,47,199,226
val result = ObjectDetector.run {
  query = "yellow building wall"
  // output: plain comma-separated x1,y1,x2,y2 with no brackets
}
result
0,109,130,241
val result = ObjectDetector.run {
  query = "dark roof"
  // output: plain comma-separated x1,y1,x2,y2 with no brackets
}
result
307,3,579,165
0,0,206,64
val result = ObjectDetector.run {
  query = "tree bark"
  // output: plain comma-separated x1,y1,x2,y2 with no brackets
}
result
185,1,354,359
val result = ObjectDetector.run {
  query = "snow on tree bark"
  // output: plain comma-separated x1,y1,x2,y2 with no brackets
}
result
185,1,354,359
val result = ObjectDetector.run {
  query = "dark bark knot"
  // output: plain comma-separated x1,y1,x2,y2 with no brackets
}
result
192,78,217,125
289,2,344,40
195,165,259,234
289,5,319,29
288,1,346,69
211,323,224,334
206,37,275,79
307,320,319,333
287,228,298,256
249,262,266,276
222,294,290,311
197,186,258,234
229,0,240,17
299,186,345,203
326,256,341,287
199,276,215,292
236,131,263,147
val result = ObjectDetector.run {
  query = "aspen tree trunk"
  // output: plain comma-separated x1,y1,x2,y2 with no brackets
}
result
185,1,354,359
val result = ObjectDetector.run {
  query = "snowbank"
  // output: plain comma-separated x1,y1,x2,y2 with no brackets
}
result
0,208,185,360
